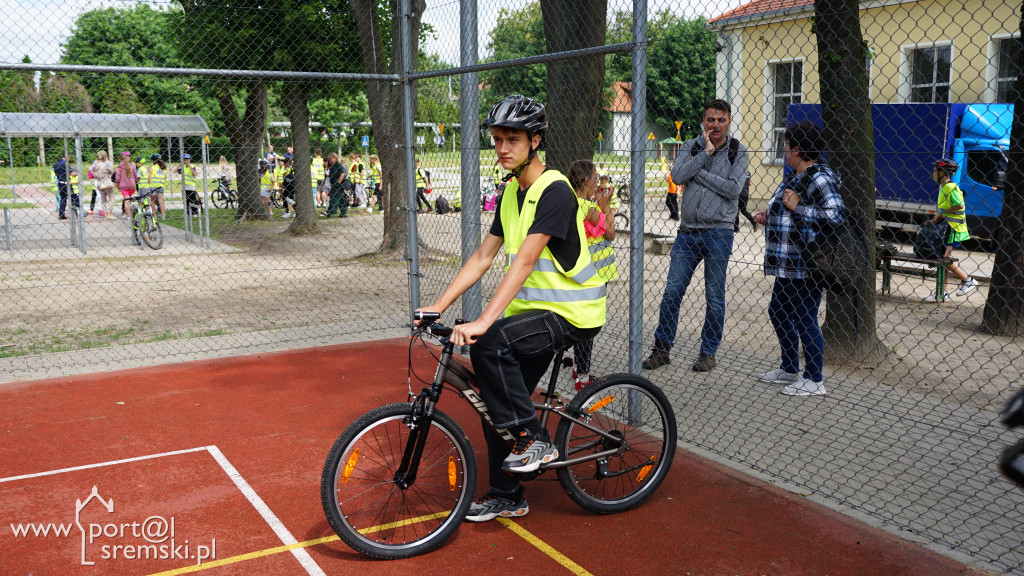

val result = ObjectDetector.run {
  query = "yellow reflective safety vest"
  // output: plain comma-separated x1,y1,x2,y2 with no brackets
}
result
492,164,502,186
151,165,166,189
273,165,287,189
372,161,381,181
415,168,427,189
501,170,606,329
135,164,150,189
938,182,968,235
312,159,325,182
180,165,198,191
349,162,363,185
578,197,618,282
260,171,273,189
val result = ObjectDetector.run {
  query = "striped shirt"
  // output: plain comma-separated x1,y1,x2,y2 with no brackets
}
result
764,163,845,279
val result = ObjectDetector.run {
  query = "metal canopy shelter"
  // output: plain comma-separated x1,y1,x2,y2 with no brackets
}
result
0,113,212,253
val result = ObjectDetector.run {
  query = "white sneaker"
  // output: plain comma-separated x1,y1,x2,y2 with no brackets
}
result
956,278,978,296
281,212,294,218
780,377,826,396
759,368,800,384
285,197,296,206
924,292,939,303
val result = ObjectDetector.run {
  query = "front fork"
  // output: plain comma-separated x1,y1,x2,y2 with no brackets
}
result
393,339,454,489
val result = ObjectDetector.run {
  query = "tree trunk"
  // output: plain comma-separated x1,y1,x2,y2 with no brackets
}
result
540,0,607,173
982,2,1024,336
283,83,318,233
813,0,885,362
350,0,425,252
215,80,268,221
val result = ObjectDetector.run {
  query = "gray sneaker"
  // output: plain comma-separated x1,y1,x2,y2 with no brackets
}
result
502,430,559,473
464,490,528,522
759,368,800,384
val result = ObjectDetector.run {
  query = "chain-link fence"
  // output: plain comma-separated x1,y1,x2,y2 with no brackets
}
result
1,0,1023,572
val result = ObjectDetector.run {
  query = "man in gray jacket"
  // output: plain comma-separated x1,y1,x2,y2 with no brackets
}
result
644,99,749,372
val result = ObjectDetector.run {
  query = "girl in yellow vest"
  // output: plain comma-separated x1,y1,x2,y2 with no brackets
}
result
149,153,168,219
415,95,605,521
259,159,274,217
926,158,977,301
414,158,431,212
567,159,618,390
177,154,200,215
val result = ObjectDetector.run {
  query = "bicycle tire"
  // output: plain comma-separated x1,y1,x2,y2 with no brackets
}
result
614,212,629,231
554,373,676,514
211,189,227,209
130,207,141,246
321,403,476,559
142,215,163,250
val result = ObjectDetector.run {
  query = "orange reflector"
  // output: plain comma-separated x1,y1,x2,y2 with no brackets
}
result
342,449,360,483
587,396,615,413
448,457,457,491
636,456,656,482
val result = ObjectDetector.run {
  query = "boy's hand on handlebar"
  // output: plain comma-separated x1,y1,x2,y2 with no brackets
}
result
450,318,490,346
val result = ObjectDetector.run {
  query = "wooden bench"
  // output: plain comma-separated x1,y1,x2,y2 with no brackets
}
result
877,245,958,302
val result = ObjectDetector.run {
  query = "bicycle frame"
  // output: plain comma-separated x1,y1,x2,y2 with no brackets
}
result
394,327,632,488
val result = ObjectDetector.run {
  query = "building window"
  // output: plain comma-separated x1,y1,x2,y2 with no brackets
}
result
771,61,802,162
910,45,951,103
997,37,1022,102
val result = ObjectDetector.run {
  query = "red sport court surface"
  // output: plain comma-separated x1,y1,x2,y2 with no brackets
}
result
0,339,984,575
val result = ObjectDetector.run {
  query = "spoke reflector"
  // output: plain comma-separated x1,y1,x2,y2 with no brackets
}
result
636,456,656,482
342,449,360,483
588,396,615,413
448,456,457,491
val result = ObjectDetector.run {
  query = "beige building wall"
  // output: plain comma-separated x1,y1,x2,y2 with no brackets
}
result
719,0,1019,204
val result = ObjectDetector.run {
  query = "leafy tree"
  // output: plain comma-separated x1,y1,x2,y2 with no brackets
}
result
61,5,221,130
349,0,427,253
480,3,546,117
813,0,883,361
0,56,39,113
982,2,1024,336
38,73,93,114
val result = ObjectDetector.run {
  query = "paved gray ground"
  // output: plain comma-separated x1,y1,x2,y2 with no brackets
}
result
0,184,1020,574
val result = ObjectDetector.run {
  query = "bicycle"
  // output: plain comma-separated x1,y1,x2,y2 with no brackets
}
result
613,175,630,229
320,312,677,559
210,177,237,209
129,190,163,250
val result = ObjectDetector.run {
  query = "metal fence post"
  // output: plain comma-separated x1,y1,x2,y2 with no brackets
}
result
74,135,87,254
628,0,649,375
401,0,421,316
4,207,11,251
460,0,482,323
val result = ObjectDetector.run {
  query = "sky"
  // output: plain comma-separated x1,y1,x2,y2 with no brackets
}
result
0,0,749,66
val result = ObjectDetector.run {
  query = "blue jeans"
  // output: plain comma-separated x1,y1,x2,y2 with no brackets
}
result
653,228,734,356
767,277,824,382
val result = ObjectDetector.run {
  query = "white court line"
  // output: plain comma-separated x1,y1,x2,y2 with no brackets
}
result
0,446,210,483
0,445,326,576
206,446,326,576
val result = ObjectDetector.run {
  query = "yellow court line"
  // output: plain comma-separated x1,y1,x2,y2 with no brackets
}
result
146,535,339,576
496,518,594,576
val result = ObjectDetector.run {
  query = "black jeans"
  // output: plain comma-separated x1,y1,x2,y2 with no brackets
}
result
57,182,80,217
470,309,600,494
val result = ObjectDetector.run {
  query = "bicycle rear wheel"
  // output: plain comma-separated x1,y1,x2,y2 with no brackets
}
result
141,215,163,250
554,373,676,514
321,403,476,559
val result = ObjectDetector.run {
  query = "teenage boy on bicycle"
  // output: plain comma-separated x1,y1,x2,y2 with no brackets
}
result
416,95,606,522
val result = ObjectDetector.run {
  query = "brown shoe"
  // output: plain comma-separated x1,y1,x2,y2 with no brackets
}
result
691,353,716,372
642,341,671,370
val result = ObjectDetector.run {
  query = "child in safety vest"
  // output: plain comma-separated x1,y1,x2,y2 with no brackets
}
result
259,159,274,217
925,158,977,301
149,154,168,219
566,159,617,390
177,154,200,215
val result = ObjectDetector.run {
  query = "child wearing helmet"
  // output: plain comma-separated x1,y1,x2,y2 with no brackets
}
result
926,158,977,301
149,153,168,219
259,158,274,217
415,95,606,523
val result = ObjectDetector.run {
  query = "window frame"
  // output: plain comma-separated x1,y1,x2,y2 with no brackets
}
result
899,41,954,103
986,33,1021,103
762,58,804,166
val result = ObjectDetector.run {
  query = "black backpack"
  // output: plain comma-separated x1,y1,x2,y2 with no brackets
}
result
434,195,451,215
282,170,295,194
790,165,868,289
914,222,949,260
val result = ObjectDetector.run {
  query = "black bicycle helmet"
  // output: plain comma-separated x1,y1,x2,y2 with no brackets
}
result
483,95,548,135
258,159,270,171
934,158,959,177
150,153,162,162
484,95,548,182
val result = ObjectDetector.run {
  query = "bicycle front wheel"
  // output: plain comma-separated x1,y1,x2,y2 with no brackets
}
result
321,403,476,559
211,189,227,209
554,374,676,514
142,215,163,250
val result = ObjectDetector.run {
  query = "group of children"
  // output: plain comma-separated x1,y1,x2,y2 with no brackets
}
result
256,149,383,218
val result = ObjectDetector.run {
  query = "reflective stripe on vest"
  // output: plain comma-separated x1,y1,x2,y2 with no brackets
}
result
151,166,166,188
938,182,968,232
501,169,606,329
